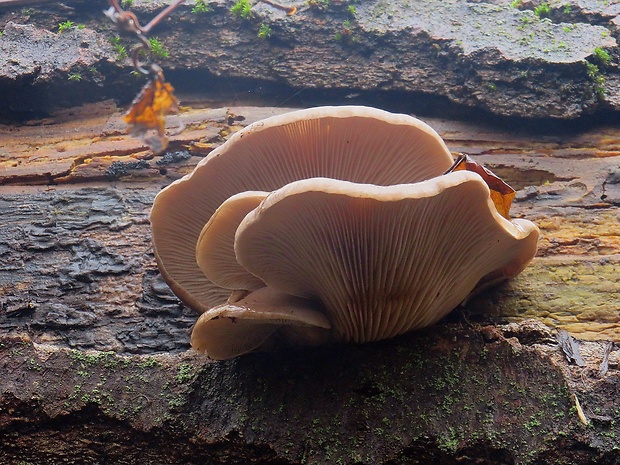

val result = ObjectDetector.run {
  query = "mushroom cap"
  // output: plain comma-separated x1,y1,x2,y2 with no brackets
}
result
234,172,540,343
196,191,268,291
150,106,455,313
190,286,331,359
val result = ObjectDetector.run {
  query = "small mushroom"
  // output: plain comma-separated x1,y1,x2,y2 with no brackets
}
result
196,191,268,291
190,286,331,360
151,106,455,313
234,173,539,343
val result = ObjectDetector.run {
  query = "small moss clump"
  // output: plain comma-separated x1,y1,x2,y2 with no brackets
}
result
58,21,84,33
231,0,252,19
148,37,169,59
593,47,612,65
175,363,195,384
57,20,75,33
110,36,128,61
586,62,606,98
138,357,161,369
258,23,272,39
334,19,353,41
534,2,550,18
192,0,211,14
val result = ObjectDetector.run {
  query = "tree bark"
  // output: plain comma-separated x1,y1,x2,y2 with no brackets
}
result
1,324,618,465
1,0,619,119
1,102,619,463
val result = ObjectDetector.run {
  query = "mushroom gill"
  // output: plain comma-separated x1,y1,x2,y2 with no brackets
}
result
150,106,539,359
196,191,268,291
150,106,455,314
234,174,539,344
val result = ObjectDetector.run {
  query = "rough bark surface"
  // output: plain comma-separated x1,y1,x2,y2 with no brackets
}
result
1,0,620,119
1,325,619,465
0,101,619,463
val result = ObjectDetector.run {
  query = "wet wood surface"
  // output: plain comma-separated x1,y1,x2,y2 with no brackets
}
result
1,101,620,464
1,100,619,353
1,0,618,120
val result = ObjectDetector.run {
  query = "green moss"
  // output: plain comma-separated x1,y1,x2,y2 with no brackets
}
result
534,3,550,18
26,357,42,371
231,0,252,19
192,0,211,14
148,37,169,59
175,363,195,384
68,72,82,81
593,47,612,65
57,20,75,33
586,62,606,97
334,19,353,41
138,356,161,369
258,23,272,39
437,427,460,453
524,415,542,432
168,393,187,409
69,350,128,370
110,37,128,61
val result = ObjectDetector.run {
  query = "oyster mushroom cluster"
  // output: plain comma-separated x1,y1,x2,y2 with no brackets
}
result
150,106,539,360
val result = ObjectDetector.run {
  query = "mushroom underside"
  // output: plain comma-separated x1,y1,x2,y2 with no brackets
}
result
196,190,268,291
150,106,539,359
233,173,539,343
151,106,456,313
190,286,331,359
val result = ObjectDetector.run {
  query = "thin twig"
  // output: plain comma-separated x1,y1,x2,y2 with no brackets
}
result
259,0,296,15
106,0,185,74
141,0,186,34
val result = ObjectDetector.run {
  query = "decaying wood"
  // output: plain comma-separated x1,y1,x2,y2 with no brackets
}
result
1,102,620,463
1,0,620,119
1,324,619,465
557,330,586,366
2,101,619,346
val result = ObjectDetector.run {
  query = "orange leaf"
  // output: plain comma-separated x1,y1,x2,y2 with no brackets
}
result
445,154,516,219
124,70,179,154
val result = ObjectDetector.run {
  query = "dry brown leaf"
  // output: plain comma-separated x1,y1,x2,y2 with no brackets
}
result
445,154,516,219
124,70,179,154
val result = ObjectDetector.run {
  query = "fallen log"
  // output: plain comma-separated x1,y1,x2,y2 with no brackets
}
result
1,102,619,463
